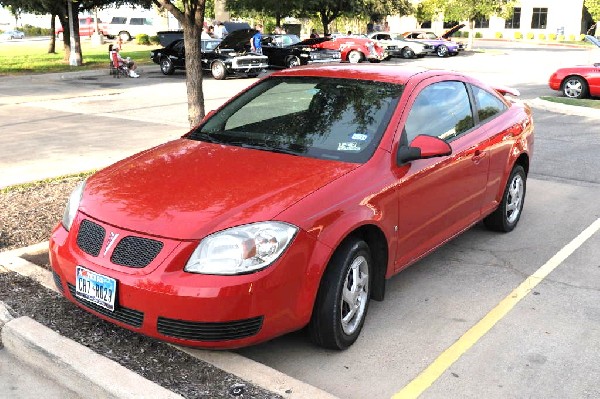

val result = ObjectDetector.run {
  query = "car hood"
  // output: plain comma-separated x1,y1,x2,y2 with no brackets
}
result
442,24,465,39
80,139,359,240
217,28,257,50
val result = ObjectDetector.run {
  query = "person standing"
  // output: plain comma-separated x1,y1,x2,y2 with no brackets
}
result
310,29,319,38
250,24,263,54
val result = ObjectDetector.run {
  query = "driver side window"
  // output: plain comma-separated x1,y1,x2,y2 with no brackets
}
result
404,81,474,143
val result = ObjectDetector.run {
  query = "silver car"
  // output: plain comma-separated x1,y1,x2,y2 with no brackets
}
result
367,32,432,59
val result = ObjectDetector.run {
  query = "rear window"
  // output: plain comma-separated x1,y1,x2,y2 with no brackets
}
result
110,17,127,24
190,77,403,163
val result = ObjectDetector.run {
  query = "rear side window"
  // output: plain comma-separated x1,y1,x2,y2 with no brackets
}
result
404,81,474,143
129,18,144,25
111,17,127,24
471,85,507,123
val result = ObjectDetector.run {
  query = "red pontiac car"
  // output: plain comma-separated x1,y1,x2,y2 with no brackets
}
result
313,35,386,63
548,35,600,99
50,65,534,350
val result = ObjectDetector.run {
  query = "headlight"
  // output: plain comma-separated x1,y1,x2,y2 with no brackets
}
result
185,222,298,275
62,180,86,231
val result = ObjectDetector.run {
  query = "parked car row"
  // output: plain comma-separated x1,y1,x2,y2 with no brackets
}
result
150,28,468,80
0,29,25,40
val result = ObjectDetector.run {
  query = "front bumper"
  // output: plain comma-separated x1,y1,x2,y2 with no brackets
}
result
49,214,328,349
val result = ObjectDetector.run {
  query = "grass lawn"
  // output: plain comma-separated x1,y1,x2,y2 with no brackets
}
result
0,38,156,75
540,96,600,109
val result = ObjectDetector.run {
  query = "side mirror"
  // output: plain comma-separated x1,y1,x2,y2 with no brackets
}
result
397,135,452,165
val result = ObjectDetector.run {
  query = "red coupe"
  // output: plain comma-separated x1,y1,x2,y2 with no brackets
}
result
548,35,600,99
313,35,386,63
50,65,534,350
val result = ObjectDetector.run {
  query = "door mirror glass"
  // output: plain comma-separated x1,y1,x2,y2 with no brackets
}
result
397,135,452,164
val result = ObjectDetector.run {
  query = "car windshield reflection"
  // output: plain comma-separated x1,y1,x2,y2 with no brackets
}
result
190,77,404,163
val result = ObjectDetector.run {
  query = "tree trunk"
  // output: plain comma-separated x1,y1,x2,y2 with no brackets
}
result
275,15,281,28
71,2,83,65
48,14,56,54
320,12,330,36
467,19,475,50
183,24,205,127
57,14,70,61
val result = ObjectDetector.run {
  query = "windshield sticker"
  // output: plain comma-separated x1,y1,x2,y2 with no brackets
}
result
338,142,361,151
351,133,368,141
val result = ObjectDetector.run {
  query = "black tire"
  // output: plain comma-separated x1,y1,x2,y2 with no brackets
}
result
436,44,449,57
562,76,588,99
160,57,174,75
57,32,63,41
347,50,363,63
401,46,415,59
119,31,131,42
484,165,526,232
286,56,301,68
308,237,372,350
211,61,226,80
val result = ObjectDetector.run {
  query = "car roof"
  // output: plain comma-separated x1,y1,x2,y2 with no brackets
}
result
270,64,454,85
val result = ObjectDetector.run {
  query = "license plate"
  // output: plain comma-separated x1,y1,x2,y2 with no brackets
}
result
76,266,117,311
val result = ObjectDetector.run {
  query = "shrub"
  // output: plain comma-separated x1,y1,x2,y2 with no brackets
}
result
149,35,160,45
558,34,566,41
579,34,586,41
526,32,534,39
514,31,523,39
135,34,150,45
548,33,557,40
495,32,503,39
568,34,576,41
475,32,482,38
538,33,546,40
462,31,469,38
20,24,51,36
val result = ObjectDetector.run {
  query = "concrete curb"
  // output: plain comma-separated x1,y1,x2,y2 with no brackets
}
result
527,97,600,119
1,315,183,399
0,245,340,399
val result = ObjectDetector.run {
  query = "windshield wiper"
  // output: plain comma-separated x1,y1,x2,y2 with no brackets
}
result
238,143,300,156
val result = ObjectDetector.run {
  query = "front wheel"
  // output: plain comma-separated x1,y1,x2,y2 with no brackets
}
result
347,50,363,64
562,76,588,99
484,165,526,232
160,57,174,75
401,46,415,59
436,45,449,57
211,61,226,80
308,237,372,350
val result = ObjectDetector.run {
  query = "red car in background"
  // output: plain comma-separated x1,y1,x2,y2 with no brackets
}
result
313,34,386,63
50,65,533,350
548,35,600,99
55,17,108,40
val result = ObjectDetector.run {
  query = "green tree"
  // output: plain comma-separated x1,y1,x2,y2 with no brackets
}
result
226,0,299,27
585,0,600,35
415,0,444,27
300,0,412,35
439,0,515,48
152,0,208,126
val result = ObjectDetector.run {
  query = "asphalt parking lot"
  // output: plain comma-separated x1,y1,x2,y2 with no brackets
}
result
1,41,599,398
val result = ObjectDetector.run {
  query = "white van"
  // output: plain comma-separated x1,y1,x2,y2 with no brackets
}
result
106,16,157,41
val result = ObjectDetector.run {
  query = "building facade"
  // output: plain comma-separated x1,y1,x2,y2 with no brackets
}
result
388,0,594,38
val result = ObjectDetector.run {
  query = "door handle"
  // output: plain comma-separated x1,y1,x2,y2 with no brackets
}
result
472,150,487,163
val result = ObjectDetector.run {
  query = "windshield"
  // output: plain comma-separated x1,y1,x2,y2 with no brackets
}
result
189,77,403,163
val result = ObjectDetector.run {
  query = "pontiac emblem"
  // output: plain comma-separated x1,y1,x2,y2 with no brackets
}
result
103,232,120,257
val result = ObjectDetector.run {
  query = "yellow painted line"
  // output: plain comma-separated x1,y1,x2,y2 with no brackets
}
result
393,217,600,399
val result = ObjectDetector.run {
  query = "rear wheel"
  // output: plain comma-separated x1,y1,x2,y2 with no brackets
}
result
308,237,372,350
484,165,526,232
57,32,63,41
562,76,588,99
119,31,131,42
347,50,363,64
211,61,226,80
286,56,301,68
401,46,415,59
160,57,174,75
436,45,449,57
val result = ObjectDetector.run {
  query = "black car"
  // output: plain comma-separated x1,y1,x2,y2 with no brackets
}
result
150,29,269,80
261,34,341,68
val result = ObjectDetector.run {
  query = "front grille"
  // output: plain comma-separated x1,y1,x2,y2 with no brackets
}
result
110,236,163,268
52,270,64,294
67,283,144,328
237,58,264,67
157,316,263,341
77,219,106,256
